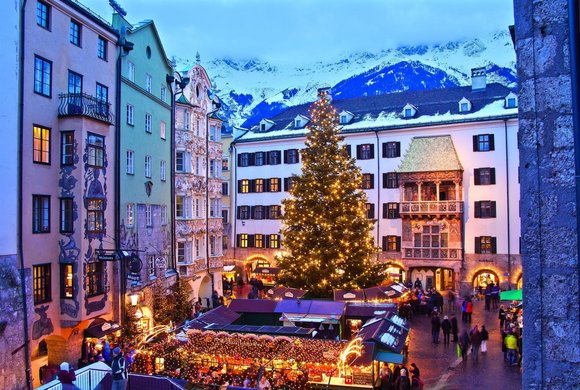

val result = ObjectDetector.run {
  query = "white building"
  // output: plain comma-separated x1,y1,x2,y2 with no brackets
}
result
231,69,521,293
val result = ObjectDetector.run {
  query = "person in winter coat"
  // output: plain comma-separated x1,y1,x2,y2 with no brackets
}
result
441,316,452,345
499,305,506,329
450,314,459,342
394,368,411,390
111,347,128,390
57,362,79,390
466,300,473,323
459,330,471,362
461,300,468,322
480,325,489,353
431,314,441,344
380,364,394,390
469,325,482,361
409,363,420,378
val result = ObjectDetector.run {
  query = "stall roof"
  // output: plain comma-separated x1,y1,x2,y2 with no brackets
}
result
266,286,308,300
333,289,365,302
204,323,314,337
363,286,390,301
345,302,398,318
358,313,409,354
193,305,241,326
253,267,280,275
351,342,376,366
84,318,121,338
228,299,278,313
274,300,345,316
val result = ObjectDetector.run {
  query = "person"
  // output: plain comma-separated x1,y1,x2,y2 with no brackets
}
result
459,330,470,362
410,374,424,390
466,299,473,323
57,362,77,389
414,278,422,290
394,368,411,390
258,374,271,390
111,347,128,390
499,305,506,329
380,363,394,390
431,313,441,344
409,363,420,378
461,299,468,322
450,314,459,343
469,325,482,361
480,325,489,353
441,316,452,345
447,289,455,313
505,332,519,366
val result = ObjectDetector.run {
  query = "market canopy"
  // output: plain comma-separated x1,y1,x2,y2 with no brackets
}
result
358,313,409,354
344,302,398,319
334,289,365,302
203,323,314,337
228,299,278,314
190,305,240,328
500,289,523,301
274,300,345,316
266,286,308,300
84,318,121,338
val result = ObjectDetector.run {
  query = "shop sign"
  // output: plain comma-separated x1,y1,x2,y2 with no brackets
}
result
284,292,294,298
262,269,270,274
127,255,143,282
343,292,356,299
478,258,494,263
101,322,111,332
97,252,118,262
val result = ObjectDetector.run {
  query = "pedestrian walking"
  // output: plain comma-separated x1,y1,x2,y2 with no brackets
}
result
111,347,128,390
431,313,441,344
466,300,473,323
450,314,459,342
394,368,411,390
461,299,467,323
459,330,470,362
499,305,506,329
441,316,452,345
505,332,519,366
480,325,489,353
469,325,482,361
380,363,394,390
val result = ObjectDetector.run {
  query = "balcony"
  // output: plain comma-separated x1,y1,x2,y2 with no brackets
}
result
58,93,114,124
400,200,463,216
403,247,461,260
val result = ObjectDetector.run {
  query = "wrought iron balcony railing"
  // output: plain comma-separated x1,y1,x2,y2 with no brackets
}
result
58,93,114,124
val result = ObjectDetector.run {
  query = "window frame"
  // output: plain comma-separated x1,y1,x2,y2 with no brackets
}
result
222,182,229,196
86,198,104,233
160,121,166,140
59,197,74,233
33,195,50,233
362,173,374,190
87,133,105,168
126,104,134,125
269,178,281,192
175,151,184,172
126,203,134,226
60,263,74,299
36,1,50,30
145,204,152,227
33,263,51,304
269,234,280,249
160,160,166,181
240,179,250,193
126,150,134,174
34,55,52,97
473,134,495,152
384,202,400,219
145,155,152,178
97,36,107,60
382,141,401,158
145,113,152,133
69,19,81,46
127,61,135,81
145,74,152,93
86,261,104,297
384,172,399,189
33,124,51,164
357,144,374,160
240,234,249,248
60,131,75,166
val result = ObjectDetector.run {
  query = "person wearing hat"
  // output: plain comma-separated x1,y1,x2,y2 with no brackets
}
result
111,346,128,390
394,368,411,390
57,362,78,389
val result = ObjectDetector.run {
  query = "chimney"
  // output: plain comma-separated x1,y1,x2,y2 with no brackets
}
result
471,67,487,91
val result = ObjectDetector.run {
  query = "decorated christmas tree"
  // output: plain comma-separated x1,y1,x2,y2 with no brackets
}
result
171,277,193,324
152,278,172,325
277,89,383,297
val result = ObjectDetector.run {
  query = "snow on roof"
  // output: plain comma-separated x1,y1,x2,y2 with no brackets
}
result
398,135,462,173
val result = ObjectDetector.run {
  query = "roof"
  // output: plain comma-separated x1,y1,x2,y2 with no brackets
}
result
358,314,409,354
233,83,517,144
398,135,462,172
266,286,308,300
203,324,314,337
191,305,240,326
344,302,398,318
274,300,345,316
253,266,280,275
176,94,192,105
334,289,365,302
228,299,278,314
64,0,117,35
128,19,173,70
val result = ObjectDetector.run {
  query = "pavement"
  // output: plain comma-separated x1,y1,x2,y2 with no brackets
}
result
405,299,522,390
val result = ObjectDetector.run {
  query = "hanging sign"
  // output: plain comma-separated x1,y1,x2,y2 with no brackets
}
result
127,255,143,282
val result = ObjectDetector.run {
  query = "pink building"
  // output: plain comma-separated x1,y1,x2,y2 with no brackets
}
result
22,1,118,385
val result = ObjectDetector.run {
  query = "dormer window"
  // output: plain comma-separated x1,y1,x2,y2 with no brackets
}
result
259,119,275,132
294,119,301,128
293,115,309,129
339,110,353,124
261,123,266,131
404,108,412,117
403,104,416,118
505,92,518,108
459,97,472,113
340,115,347,124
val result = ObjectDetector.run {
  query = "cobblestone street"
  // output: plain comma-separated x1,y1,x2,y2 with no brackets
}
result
406,299,522,389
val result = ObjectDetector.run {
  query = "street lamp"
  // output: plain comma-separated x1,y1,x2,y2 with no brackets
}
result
206,95,221,298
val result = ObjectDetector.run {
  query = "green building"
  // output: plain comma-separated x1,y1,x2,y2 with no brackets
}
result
113,13,175,327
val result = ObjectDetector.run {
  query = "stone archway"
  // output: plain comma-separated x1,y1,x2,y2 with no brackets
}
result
472,269,500,289
198,274,213,308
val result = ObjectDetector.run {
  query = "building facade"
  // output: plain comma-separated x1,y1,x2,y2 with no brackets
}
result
232,71,521,294
174,64,224,306
112,13,175,332
21,0,118,385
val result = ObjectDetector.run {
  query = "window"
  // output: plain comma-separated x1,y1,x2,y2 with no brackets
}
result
238,206,250,220
195,239,200,258
284,149,299,164
474,201,497,218
148,255,156,277
95,83,108,112
69,20,81,46
222,158,229,171
239,234,249,248
36,1,50,29
195,199,200,217
255,234,264,248
255,152,265,166
145,155,151,178
145,74,152,93
60,198,74,233
365,203,375,219
34,56,52,97
382,236,401,252
269,178,281,192
195,157,200,175
382,142,400,158
362,173,374,189
357,144,374,160
33,264,51,304
210,125,217,141
340,115,348,124
33,195,50,233
269,150,281,165
145,113,152,133
87,134,104,167
384,202,400,219
145,204,152,226
177,242,185,263
160,160,166,181
60,264,73,299
475,236,497,254
160,121,166,140
87,199,104,233
269,234,280,249
239,153,250,167
126,150,134,174
97,36,107,60
383,172,399,189
253,206,264,220
86,262,104,296
33,125,50,164
222,182,229,195
460,102,469,112
161,205,167,225
126,104,134,125
126,203,134,226
239,179,250,193
269,205,281,219
474,168,496,185
210,198,219,217
404,108,413,118
222,209,229,223
67,70,82,94
176,151,184,172
255,179,264,193
210,159,217,178
284,177,294,192
176,196,184,218
507,97,517,108
473,134,495,152
210,236,217,255
161,85,167,102
127,61,135,81
61,131,74,166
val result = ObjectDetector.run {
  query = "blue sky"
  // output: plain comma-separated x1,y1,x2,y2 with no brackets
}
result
82,0,514,64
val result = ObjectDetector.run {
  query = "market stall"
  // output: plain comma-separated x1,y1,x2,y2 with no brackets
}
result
266,286,308,300
252,266,280,286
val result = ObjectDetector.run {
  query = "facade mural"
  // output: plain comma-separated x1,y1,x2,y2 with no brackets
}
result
32,305,54,340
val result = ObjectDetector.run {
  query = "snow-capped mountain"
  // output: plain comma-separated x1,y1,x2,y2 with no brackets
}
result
176,30,516,132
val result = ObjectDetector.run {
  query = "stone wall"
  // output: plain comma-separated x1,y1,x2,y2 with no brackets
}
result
0,255,33,390
514,0,580,388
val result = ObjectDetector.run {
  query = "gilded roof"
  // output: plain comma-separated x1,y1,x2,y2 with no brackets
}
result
398,135,462,172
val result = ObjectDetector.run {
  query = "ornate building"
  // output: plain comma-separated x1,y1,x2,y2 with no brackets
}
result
174,63,224,306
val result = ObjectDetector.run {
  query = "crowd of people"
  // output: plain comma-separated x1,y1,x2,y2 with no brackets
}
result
499,303,523,366
378,362,424,390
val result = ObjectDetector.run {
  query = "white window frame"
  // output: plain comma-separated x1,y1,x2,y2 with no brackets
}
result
145,113,152,133
161,85,167,102
145,74,152,93
161,205,167,225
160,160,166,181
126,104,134,125
127,61,135,82
145,204,152,226
126,150,134,174
145,155,152,178
184,111,190,130
160,121,166,140
126,203,134,226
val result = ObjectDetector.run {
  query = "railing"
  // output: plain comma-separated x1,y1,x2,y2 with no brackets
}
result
400,200,463,214
403,247,461,259
178,257,223,277
58,93,114,124
127,373,186,389
36,362,111,390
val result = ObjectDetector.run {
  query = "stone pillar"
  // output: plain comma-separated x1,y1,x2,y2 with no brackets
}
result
514,0,580,388
417,182,422,201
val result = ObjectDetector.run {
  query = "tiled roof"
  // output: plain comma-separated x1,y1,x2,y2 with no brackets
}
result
398,135,462,172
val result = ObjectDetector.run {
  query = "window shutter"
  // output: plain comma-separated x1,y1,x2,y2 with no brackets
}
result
356,145,362,159
382,173,388,188
474,169,481,185
474,201,481,218
283,150,288,163
395,173,399,187
250,206,255,219
382,204,388,219
265,151,270,165
369,174,375,189
475,237,481,253
491,237,497,254
395,142,401,157
237,180,242,193
264,206,270,219
276,151,282,164
369,204,375,219
489,134,495,151
236,235,241,247
396,236,401,251
237,206,241,219
237,154,243,165
395,203,400,218
490,168,496,184
473,135,478,151
491,201,497,218
284,178,289,191
382,142,387,158
275,178,281,192
248,235,255,248
250,180,256,193
346,145,351,157
296,150,300,163
382,236,387,251
370,146,375,159
265,235,271,248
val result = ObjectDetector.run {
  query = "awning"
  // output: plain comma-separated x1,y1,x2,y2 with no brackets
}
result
223,265,236,272
280,313,339,324
253,267,280,275
500,289,522,301
375,351,404,364
84,318,121,338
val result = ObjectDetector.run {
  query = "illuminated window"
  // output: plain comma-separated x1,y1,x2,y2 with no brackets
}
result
176,196,184,218
240,179,250,193
126,203,134,226
86,262,104,296
476,236,496,254
384,202,399,219
362,173,374,189
33,264,51,304
269,178,280,192
87,133,104,167
255,234,264,248
269,205,281,219
239,234,249,248
269,234,280,249
254,179,264,193
60,264,73,298
383,235,400,252
87,198,104,233
33,125,50,164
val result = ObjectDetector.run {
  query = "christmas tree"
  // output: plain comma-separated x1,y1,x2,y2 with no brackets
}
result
277,89,383,297
171,277,193,325
152,278,172,325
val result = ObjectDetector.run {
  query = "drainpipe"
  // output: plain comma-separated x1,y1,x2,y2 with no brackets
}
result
169,79,175,278
115,41,125,324
17,1,32,388
232,143,237,263
504,119,512,290
374,131,381,262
